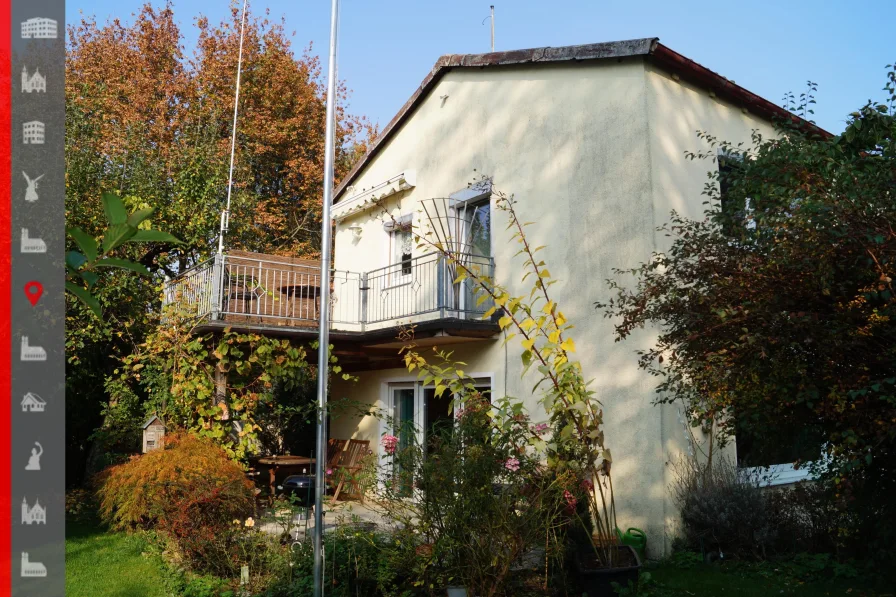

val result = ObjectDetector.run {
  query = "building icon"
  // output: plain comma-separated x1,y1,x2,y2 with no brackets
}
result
23,121,45,144
22,67,46,93
22,497,47,525
21,229,47,254
20,553,47,578
21,18,57,39
21,336,47,362
21,393,46,413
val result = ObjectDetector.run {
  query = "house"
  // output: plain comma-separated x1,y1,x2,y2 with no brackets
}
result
165,38,822,556
142,415,165,453
21,392,46,413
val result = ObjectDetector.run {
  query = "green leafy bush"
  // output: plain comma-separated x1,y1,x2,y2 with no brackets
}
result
373,392,568,595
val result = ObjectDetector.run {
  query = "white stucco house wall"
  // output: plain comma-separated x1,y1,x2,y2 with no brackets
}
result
324,37,827,556
168,37,823,557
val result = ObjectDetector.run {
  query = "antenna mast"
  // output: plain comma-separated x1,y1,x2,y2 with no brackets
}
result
482,6,495,52
217,0,249,254
490,5,495,52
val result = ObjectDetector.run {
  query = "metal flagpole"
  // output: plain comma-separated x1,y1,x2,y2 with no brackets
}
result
217,0,249,254
314,0,340,595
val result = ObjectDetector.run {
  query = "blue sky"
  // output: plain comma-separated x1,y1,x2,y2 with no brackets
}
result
66,0,895,134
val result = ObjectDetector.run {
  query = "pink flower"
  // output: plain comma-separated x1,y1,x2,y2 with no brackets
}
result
563,490,578,513
382,434,399,455
581,478,594,492
533,423,549,434
326,468,333,476
504,457,520,472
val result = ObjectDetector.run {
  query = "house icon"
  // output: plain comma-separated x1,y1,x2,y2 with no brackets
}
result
21,393,45,413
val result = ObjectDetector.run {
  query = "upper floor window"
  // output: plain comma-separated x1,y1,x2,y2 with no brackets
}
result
718,152,756,234
391,224,413,278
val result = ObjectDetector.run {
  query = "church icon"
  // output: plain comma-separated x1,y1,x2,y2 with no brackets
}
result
21,393,46,413
22,497,47,525
21,228,47,254
21,553,47,578
22,67,46,93
21,336,47,362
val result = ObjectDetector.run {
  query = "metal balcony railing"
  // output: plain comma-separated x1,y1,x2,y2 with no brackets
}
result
163,251,495,331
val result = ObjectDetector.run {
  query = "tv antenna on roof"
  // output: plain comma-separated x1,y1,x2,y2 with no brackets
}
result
482,5,494,52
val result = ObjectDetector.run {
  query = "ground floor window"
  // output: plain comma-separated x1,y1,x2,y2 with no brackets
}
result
735,419,823,485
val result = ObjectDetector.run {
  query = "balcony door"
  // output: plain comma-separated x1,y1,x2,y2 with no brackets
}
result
458,199,491,313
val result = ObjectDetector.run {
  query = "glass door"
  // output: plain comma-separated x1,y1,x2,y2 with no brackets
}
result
460,200,491,312
391,385,417,453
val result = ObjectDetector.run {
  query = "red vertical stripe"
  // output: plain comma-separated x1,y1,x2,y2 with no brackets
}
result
0,0,11,593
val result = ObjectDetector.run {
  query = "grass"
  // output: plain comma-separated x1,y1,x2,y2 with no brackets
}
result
635,555,893,597
66,518,167,597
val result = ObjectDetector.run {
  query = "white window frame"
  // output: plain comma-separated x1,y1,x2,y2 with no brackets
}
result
379,372,495,459
383,215,414,287
740,462,815,487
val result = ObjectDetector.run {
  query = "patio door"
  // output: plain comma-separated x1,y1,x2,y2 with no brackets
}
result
387,379,492,452
390,384,419,453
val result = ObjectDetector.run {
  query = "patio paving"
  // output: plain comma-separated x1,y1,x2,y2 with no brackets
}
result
257,499,393,542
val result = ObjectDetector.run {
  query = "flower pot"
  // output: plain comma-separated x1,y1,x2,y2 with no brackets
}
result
573,544,642,597
445,586,467,597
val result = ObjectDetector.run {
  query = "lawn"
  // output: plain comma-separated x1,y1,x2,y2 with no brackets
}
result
66,519,167,597
644,559,891,597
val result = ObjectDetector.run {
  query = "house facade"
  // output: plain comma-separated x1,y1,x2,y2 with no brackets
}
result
166,38,816,556
327,38,799,556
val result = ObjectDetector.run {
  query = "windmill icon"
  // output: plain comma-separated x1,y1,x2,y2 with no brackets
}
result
23,172,43,203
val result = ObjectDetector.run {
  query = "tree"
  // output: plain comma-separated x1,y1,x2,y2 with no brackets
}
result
65,2,372,481
598,68,896,553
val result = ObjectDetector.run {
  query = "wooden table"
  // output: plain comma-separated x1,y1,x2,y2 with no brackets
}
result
255,455,316,498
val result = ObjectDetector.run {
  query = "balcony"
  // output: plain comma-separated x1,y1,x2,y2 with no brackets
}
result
163,250,498,341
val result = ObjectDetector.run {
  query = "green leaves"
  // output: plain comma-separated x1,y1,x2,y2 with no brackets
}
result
130,229,181,243
102,192,128,225
68,227,98,262
66,281,102,317
93,257,150,276
66,192,182,317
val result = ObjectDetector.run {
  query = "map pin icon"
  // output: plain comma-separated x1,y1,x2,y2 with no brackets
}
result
24,281,43,307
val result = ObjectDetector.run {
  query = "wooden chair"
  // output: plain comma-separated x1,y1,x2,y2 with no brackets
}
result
332,439,370,503
326,438,347,489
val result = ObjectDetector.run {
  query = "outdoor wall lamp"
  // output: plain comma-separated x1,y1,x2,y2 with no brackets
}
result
349,225,363,242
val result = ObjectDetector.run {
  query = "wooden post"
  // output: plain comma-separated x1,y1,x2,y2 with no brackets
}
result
215,365,230,420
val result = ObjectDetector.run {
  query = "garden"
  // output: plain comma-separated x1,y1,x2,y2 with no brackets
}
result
65,5,896,595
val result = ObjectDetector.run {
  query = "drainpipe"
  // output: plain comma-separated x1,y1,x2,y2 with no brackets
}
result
360,271,369,328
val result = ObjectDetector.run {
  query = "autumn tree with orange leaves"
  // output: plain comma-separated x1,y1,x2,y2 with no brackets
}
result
65,2,373,481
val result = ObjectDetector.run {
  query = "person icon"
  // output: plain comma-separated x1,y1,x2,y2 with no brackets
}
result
25,442,42,471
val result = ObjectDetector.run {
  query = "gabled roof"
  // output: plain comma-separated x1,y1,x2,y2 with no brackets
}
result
21,392,45,405
143,415,164,429
335,37,829,200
